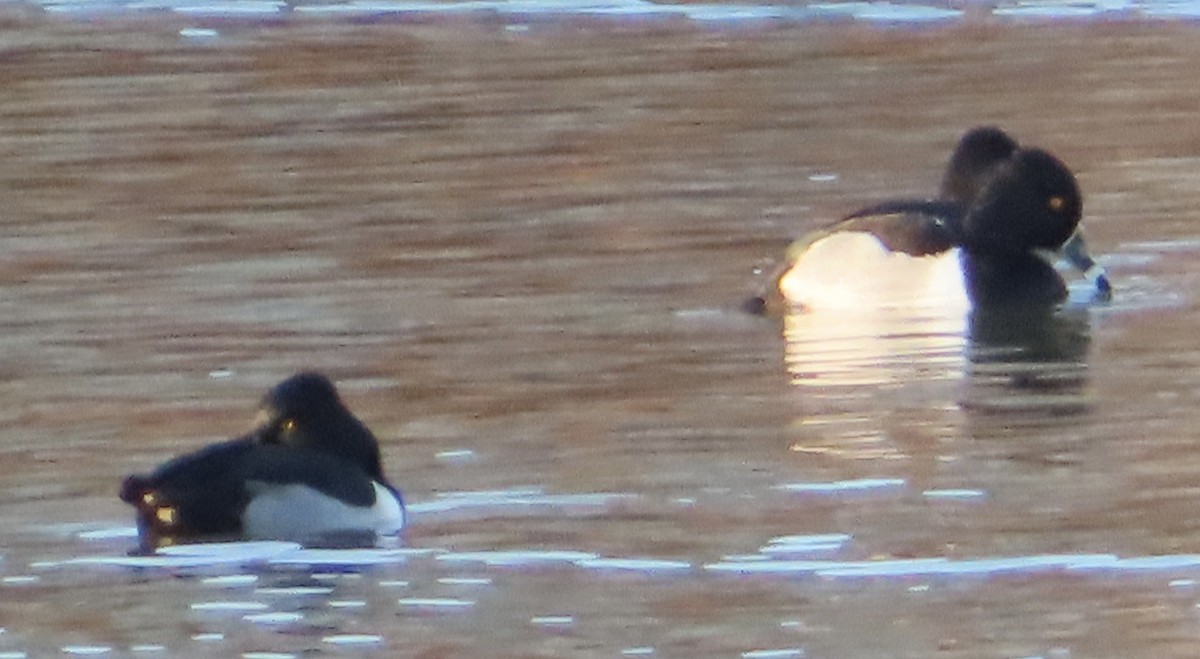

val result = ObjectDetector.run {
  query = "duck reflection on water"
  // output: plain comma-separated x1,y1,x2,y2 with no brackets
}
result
759,126,1109,415
782,298,1098,417
961,303,1095,414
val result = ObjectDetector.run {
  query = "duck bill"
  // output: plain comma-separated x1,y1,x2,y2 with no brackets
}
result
1060,229,1112,299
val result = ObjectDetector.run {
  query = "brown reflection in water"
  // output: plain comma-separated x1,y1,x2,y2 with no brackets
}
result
3,11,1200,659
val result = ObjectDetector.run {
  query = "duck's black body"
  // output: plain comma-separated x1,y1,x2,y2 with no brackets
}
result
120,372,405,549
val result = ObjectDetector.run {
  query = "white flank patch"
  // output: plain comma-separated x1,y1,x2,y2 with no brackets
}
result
779,232,971,390
779,232,969,313
243,482,405,541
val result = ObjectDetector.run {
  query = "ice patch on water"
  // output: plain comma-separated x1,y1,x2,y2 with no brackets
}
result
1073,555,1200,571
397,597,475,609
265,548,410,566
778,478,906,494
922,488,987,500
575,557,693,573
323,635,383,645
409,488,635,517
328,600,368,608
254,586,333,596
705,553,1122,576
293,0,789,20
759,533,852,556
189,601,269,612
47,539,423,571
437,577,493,585
243,612,303,625
180,27,220,37
201,574,258,587
437,550,599,567
810,1,959,20
435,449,477,462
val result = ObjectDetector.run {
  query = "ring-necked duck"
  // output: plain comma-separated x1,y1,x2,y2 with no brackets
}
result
747,128,1110,313
939,125,1019,203
120,372,405,549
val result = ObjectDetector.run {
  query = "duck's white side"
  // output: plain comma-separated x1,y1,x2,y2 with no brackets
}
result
779,232,970,313
242,481,405,541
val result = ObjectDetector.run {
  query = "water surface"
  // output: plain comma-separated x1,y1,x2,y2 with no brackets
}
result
2,12,1200,659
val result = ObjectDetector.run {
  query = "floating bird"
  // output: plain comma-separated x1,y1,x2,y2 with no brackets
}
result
120,372,404,549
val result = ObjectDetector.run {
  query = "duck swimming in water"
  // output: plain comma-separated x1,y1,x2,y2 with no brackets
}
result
747,127,1110,314
120,372,405,549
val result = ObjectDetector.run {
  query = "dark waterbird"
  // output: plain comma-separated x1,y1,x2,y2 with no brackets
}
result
120,372,405,550
746,126,1111,314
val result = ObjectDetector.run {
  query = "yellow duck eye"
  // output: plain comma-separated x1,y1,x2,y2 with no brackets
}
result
1047,196,1066,212
281,418,297,433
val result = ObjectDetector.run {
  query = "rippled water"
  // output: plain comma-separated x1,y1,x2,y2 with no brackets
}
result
4,8,1200,659
26,0,1200,24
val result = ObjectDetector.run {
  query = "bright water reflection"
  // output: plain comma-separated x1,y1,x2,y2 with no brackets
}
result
783,299,1096,413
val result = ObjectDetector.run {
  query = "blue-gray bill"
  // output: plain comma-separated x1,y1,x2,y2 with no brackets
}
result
1060,230,1112,301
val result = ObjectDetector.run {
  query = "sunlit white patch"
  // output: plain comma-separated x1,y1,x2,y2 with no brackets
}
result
437,577,492,586
436,550,598,567
159,541,300,559
779,232,969,312
780,235,970,390
244,612,303,625
742,650,804,659
397,597,475,609
242,481,404,540
435,449,476,461
323,635,383,646
61,647,111,656
408,488,633,517
266,549,408,566
704,553,1121,576
52,541,295,569
180,27,219,38
329,600,368,609
254,586,333,596
759,534,850,556
575,557,693,573
778,478,906,494
922,489,987,500
190,601,269,612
